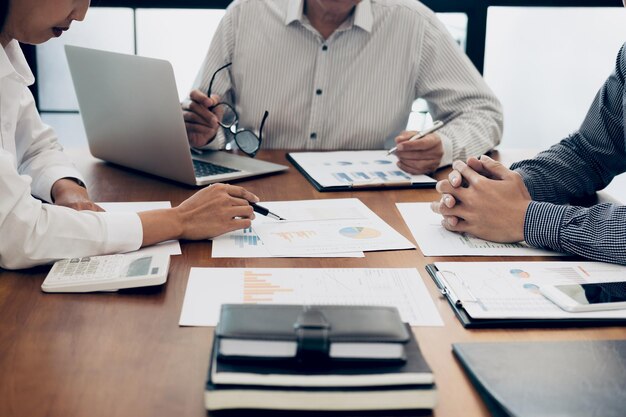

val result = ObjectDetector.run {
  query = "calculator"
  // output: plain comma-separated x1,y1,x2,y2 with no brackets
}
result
41,254,170,293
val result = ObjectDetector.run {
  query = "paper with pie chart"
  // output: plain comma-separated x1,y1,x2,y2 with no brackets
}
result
434,261,626,320
250,198,416,256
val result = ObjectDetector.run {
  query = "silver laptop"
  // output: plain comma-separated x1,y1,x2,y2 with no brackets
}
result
65,45,287,186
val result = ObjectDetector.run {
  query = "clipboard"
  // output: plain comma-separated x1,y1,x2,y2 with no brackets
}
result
286,152,436,192
425,264,626,328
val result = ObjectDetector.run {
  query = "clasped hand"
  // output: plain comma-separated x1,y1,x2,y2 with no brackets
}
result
429,155,531,243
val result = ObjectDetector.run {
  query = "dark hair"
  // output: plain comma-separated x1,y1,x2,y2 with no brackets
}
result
0,0,8,33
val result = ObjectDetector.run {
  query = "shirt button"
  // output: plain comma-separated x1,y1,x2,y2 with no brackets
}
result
310,133,317,139
316,89,322,95
322,45,328,51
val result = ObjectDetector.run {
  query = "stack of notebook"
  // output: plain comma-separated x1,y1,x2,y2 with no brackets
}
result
204,304,437,411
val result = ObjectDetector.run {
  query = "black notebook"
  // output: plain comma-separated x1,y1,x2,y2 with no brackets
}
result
216,304,410,361
453,340,626,417
205,324,436,411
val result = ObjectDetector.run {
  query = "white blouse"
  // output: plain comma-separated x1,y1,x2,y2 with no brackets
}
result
0,40,142,270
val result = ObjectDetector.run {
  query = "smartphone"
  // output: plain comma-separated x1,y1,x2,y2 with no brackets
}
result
540,281,626,312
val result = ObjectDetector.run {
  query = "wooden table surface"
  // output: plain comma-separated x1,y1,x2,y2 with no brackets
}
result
1,149,625,417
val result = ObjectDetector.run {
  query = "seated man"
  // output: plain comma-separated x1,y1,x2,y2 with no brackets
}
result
431,41,626,265
183,0,502,174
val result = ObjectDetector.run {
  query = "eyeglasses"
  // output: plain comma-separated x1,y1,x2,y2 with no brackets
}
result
207,62,267,158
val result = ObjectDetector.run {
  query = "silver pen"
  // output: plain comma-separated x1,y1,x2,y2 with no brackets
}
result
387,120,445,156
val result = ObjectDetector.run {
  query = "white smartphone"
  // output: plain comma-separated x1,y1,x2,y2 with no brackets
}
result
540,281,626,312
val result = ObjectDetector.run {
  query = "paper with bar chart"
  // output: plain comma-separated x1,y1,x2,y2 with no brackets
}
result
288,150,436,187
178,268,443,326
397,202,559,257
434,261,626,320
211,198,411,257
98,201,181,257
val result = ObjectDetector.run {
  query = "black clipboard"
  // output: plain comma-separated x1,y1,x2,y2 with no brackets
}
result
425,264,626,329
286,153,436,192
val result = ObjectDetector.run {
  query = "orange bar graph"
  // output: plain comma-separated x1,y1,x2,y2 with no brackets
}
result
243,271,294,303
271,231,317,242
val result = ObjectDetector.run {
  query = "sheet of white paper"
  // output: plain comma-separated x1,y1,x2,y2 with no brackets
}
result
98,202,181,256
289,151,436,187
434,261,626,319
212,226,364,258
252,199,415,256
397,202,559,257
179,268,443,327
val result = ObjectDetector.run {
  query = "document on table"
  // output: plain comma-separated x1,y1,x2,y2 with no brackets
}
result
98,202,181,256
288,150,436,189
212,198,413,258
397,202,559,257
179,268,443,327
434,261,626,320
249,199,415,256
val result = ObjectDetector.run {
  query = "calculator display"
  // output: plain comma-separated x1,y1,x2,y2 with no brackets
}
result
126,257,152,277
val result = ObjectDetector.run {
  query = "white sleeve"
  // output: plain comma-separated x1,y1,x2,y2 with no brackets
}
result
0,150,143,270
415,14,503,167
14,87,86,202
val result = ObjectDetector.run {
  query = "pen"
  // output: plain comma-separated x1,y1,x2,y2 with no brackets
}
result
250,202,286,221
387,120,445,156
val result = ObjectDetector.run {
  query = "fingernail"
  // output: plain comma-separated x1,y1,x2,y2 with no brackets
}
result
445,196,451,206
450,174,458,183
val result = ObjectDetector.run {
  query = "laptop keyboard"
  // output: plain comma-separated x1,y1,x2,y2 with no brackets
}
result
193,159,241,178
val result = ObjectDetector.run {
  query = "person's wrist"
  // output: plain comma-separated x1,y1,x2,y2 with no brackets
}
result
171,206,186,240
51,177,86,202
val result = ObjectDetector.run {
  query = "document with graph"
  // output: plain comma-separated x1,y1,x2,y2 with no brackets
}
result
432,261,626,320
179,268,443,327
287,151,436,191
212,198,413,257
397,202,559,257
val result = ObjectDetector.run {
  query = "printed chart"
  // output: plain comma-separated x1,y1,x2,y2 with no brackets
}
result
179,268,443,326
434,261,626,319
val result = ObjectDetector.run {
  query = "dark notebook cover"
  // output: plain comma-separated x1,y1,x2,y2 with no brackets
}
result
453,340,626,417
217,304,409,342
212,323,432,380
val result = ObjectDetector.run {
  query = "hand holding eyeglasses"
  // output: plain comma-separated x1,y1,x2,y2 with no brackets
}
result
182,63,267,157
183,90,224,148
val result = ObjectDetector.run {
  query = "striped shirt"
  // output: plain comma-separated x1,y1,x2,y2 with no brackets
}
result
511,43,626,265
193,0,502,167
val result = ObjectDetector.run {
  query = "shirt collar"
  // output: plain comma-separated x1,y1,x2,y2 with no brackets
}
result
0,40,35,86
285,0,373,33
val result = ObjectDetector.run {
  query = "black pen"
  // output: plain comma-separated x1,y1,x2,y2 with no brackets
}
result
251,202,286,221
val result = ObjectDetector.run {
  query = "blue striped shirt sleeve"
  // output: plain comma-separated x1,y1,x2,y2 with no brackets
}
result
511,44,626,265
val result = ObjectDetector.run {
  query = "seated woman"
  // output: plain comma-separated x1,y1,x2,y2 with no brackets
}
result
0,0,258,270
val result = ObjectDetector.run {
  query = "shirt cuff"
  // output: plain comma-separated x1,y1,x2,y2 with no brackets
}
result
32,165,86,203
196,127,227,151
100,212,143,253
523,201,568,252
438,133,454,168
513,167,538,200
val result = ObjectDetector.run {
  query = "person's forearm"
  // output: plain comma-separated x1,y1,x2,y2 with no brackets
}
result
524,202,626,265
138,209,183,247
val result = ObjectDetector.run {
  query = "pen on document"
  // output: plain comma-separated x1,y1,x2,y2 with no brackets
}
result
387,120,445,156
250,202,286,221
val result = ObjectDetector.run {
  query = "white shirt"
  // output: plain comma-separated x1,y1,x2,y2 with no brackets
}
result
0,40,142,270
194,0,502,167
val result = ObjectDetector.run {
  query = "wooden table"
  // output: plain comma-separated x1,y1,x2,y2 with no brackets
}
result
1,149,625,417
